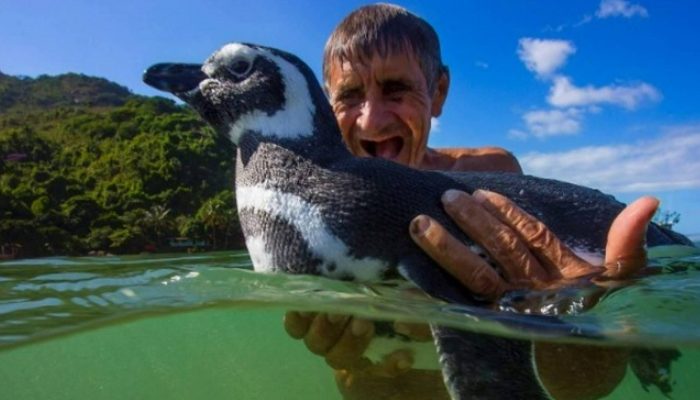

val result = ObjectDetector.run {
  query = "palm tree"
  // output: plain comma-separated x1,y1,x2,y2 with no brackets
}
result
196,191,238,249
142,204,173,247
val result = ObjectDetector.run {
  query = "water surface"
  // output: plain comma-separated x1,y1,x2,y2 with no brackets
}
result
1,247,699,399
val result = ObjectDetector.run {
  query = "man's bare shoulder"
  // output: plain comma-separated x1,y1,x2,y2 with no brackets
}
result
421,147,522,173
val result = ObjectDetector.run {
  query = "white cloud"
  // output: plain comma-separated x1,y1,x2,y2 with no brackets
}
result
522,108,584,138
574,15,594,27
547,76,661,110
596,0,649,19
430,117,440,133
519,126,700,192
475,61,489,69
508,129,529,140
556,1,648,31
517,38,576,78
543,23,568,33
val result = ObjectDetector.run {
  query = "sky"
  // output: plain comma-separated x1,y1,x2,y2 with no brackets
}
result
1,0,698,236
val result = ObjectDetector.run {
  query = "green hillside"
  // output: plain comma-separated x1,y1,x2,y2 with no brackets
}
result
0,71,131,112
0,72,241,258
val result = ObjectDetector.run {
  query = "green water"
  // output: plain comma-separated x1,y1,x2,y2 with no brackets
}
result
1,248,700,399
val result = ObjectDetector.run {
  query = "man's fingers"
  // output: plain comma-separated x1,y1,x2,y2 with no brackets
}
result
603,196,659,279
440,190,549,286
410,214,509,300
366,349,414,378
471,189,599,281
393,322,432,341
325,318,375,370
304,313,352,356
286,312,376,370
283,311,315,339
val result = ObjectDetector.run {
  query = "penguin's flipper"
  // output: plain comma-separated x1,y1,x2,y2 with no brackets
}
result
397,254,548,399
396,254,602,399
431,325,550,400
629,347,681,397
397,254,603,338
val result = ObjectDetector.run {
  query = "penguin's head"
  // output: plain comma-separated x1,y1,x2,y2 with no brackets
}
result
144,43,331,146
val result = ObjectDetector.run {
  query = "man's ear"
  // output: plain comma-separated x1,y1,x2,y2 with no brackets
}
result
431,69,450,117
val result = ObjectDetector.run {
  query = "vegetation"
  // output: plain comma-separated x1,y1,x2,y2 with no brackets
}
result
653,209,681,230
0,71,243,258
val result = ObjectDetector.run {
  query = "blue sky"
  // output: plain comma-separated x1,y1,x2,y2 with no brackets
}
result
1,0,698,235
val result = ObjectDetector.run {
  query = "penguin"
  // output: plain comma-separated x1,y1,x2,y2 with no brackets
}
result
143,42,693,400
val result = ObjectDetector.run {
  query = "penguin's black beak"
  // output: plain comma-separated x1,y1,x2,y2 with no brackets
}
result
143,63,207,94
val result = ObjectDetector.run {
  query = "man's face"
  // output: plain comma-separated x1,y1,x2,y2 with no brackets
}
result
326,51,447,167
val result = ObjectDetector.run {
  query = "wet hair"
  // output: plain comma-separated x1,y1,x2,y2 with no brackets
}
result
323,3,448,92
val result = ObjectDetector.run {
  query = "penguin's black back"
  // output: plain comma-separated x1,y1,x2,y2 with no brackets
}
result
235,134,691,304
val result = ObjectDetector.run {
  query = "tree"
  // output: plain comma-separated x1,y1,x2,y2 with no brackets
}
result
0,72,241,257
653,209,681,230
141,204,175,247
196,190,240,249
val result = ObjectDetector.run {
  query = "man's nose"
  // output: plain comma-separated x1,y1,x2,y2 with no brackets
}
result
356,96,392,134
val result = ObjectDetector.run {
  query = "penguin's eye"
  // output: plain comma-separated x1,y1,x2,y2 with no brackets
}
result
228,58,252,78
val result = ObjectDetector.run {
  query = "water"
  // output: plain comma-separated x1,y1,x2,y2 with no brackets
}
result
1,247,699,399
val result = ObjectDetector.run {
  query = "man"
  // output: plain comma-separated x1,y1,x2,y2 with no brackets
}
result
285,4,656,399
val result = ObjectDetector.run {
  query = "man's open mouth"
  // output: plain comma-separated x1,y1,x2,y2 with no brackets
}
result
360,136,404,160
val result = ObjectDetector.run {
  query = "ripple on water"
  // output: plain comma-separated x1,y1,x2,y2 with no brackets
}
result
1,247,700,349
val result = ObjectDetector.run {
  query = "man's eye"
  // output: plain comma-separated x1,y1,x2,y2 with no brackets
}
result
335,89,363,105
383,82,410,99
382,82,411,101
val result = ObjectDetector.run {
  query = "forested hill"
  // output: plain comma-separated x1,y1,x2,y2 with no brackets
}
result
0,72,242,258
0,71,132,113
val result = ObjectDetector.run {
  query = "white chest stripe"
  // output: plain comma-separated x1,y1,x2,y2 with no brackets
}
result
244,235,275,273
237,185,389,281
228,50,315,144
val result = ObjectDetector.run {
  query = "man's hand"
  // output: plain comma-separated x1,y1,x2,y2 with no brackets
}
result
284,313,375,370
283,313,428,371
409,189,659,299
283,312,449,399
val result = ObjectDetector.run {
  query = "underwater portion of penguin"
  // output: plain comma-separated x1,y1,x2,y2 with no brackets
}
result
144,43,693,399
